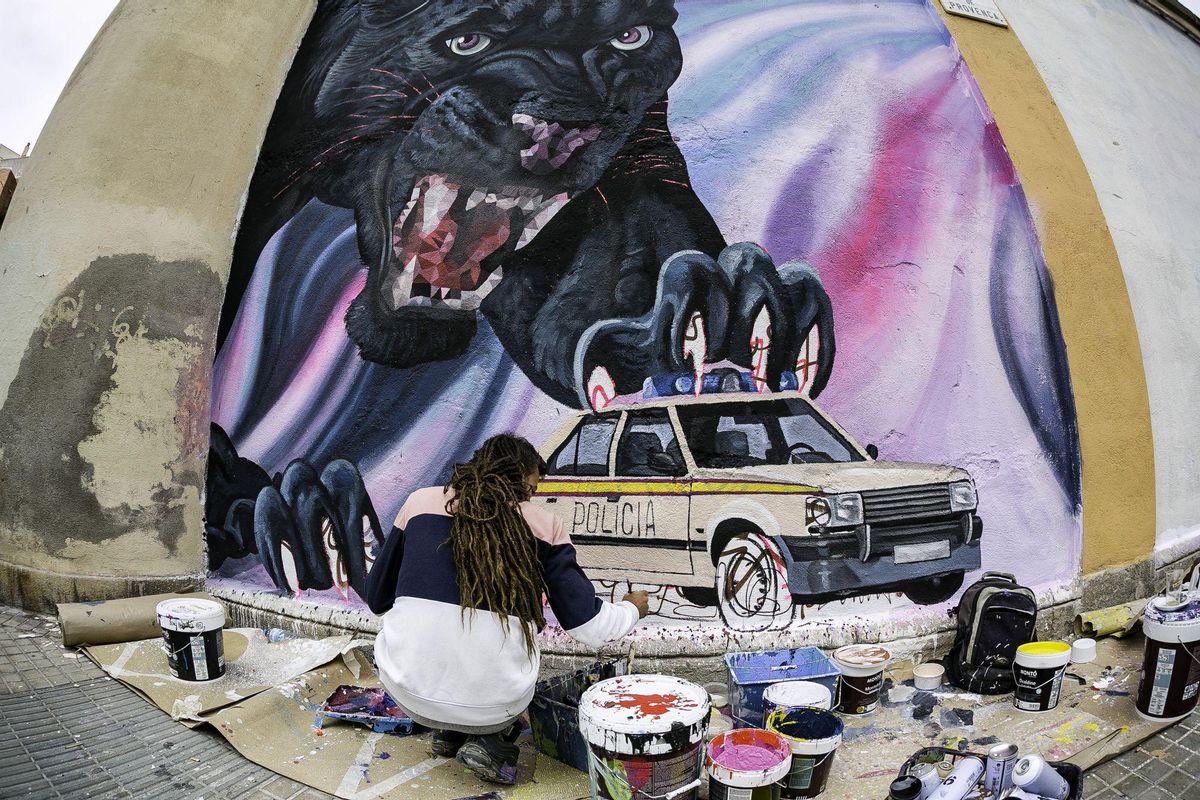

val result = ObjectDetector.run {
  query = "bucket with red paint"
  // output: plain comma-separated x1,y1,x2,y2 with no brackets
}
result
706,728,792,800
579,674,711,800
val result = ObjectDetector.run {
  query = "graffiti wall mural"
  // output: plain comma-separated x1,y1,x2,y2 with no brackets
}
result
207,0,1081,635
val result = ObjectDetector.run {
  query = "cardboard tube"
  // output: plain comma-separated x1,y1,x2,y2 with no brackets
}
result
58,592,222,647
1073,599,1148,640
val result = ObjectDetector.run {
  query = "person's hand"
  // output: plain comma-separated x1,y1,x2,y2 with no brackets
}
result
623,591,650,619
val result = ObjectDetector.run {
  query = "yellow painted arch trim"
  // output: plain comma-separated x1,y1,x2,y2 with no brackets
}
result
537,480,818,496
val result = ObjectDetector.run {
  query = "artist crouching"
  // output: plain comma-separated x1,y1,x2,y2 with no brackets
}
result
365,434,650,785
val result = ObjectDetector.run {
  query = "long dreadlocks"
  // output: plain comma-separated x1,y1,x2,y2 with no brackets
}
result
446,434,548,657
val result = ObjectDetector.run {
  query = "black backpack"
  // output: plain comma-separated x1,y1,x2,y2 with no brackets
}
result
944,572,1038,695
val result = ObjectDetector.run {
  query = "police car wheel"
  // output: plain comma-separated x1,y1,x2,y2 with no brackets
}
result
716,533,795,631
902,571,965,605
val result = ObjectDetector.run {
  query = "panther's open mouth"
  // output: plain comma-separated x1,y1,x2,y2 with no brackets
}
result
381,173,569,312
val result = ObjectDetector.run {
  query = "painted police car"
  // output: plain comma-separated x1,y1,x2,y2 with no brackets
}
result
534,369,982,630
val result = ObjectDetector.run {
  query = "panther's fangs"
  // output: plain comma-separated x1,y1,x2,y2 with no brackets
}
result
382,173,568,312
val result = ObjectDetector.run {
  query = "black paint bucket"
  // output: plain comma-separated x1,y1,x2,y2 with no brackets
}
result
767,706,843,799
156,598,225,681
1137,593,1200,722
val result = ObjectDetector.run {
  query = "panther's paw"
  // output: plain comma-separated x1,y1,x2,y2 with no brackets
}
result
574,243,835,409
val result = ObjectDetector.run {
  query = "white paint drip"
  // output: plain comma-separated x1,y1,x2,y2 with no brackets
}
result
351,757,450,800
336,732,383,796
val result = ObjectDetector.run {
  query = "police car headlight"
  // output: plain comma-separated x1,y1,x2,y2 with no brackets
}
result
805,497,831,527
830,493,864,526
949,481,977,512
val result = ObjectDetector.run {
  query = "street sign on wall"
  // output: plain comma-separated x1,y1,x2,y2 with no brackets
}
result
940,0,1009,27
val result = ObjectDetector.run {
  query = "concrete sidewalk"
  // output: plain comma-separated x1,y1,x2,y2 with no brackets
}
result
1,603,1197,799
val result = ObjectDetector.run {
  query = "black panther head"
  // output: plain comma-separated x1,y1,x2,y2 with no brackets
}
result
289,0,684,366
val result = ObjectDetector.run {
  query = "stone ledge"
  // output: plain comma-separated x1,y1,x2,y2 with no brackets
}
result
0,559,203,613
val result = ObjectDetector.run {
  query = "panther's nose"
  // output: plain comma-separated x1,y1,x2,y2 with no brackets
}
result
513,113,601,175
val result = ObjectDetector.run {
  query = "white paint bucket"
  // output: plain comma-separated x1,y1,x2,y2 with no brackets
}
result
1136,592,1200,722
766,706,843,799
832,645,891,715
578,674,710,800
1012,642,1071,712
705,728,792,800
155,598,225,681
762,680,833,722
1070,638,1097,664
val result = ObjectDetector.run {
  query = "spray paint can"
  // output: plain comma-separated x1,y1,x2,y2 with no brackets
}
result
925,757,984,800
888,775,923,800
1011,755,1069,800
983,743,1018,796
910,763,942,799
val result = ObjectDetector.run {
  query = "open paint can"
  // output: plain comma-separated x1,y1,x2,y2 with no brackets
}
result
766,706,843,799
1136,592,1200,722
156,598,225,681
762,680,833,721
1012,642,1071,712
832,645,890,715
579,674,710,800
706,728,792,800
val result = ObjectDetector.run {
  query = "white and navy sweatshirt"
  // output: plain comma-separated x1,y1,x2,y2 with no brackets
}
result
365,486,640,731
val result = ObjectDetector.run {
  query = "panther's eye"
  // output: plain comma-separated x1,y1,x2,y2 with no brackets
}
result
447,33,492,56
610,25,652,51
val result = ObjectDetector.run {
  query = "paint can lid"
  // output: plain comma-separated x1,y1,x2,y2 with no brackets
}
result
888,775,923,800
763,680,833,711
156,599,225,632
1144,593,1200,642
706,729,792,788
579,675,710,756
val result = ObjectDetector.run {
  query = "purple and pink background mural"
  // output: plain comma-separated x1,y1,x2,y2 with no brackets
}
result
207,0,1080,631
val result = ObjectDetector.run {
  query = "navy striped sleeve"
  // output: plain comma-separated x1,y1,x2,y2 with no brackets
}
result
364,525,404,615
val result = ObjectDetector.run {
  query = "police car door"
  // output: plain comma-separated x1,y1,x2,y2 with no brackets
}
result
603,409,694,580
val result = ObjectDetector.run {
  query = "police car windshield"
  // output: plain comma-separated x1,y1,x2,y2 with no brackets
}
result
677,399,863,468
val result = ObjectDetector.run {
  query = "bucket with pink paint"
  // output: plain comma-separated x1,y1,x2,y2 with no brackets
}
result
579,674,711,800
706,728,792,800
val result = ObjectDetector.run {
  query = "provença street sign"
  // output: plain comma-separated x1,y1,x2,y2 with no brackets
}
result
940,0,1009,27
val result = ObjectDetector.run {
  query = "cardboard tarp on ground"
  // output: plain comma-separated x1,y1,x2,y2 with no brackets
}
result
84,630,591,799
83,629,368,725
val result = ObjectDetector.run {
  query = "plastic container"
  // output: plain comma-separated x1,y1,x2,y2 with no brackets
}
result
529,658,627,772
832,645,891,715
762,681,833,722
1136,591,1200,722
579,674,710,800
766,707,843,799
155,598,225,681
913,663,945,691
726,648,840,729
1012,642,1071,712
1069,638,1097,664
706,728,792,800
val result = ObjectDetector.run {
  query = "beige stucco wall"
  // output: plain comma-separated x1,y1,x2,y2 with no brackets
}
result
0,0,315,608
1002,0,1200,566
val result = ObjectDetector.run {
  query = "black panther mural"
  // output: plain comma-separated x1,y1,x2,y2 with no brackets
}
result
207,0,835,597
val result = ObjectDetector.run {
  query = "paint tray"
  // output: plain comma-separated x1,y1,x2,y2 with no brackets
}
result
317,685,417,736
529,658,628,772
725,647,840,728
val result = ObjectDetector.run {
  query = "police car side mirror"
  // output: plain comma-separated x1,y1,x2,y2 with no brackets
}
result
866,444,879,460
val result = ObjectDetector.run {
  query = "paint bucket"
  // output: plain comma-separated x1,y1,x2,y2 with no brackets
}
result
1136,591,1200,722
705,728,792,800
832,645,890,715
1011,755,1069,800
578,675,710,800
766,706,843,799
725,648,840,729
155,598,225,681
1012,642,1071,712
762,681,833,721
